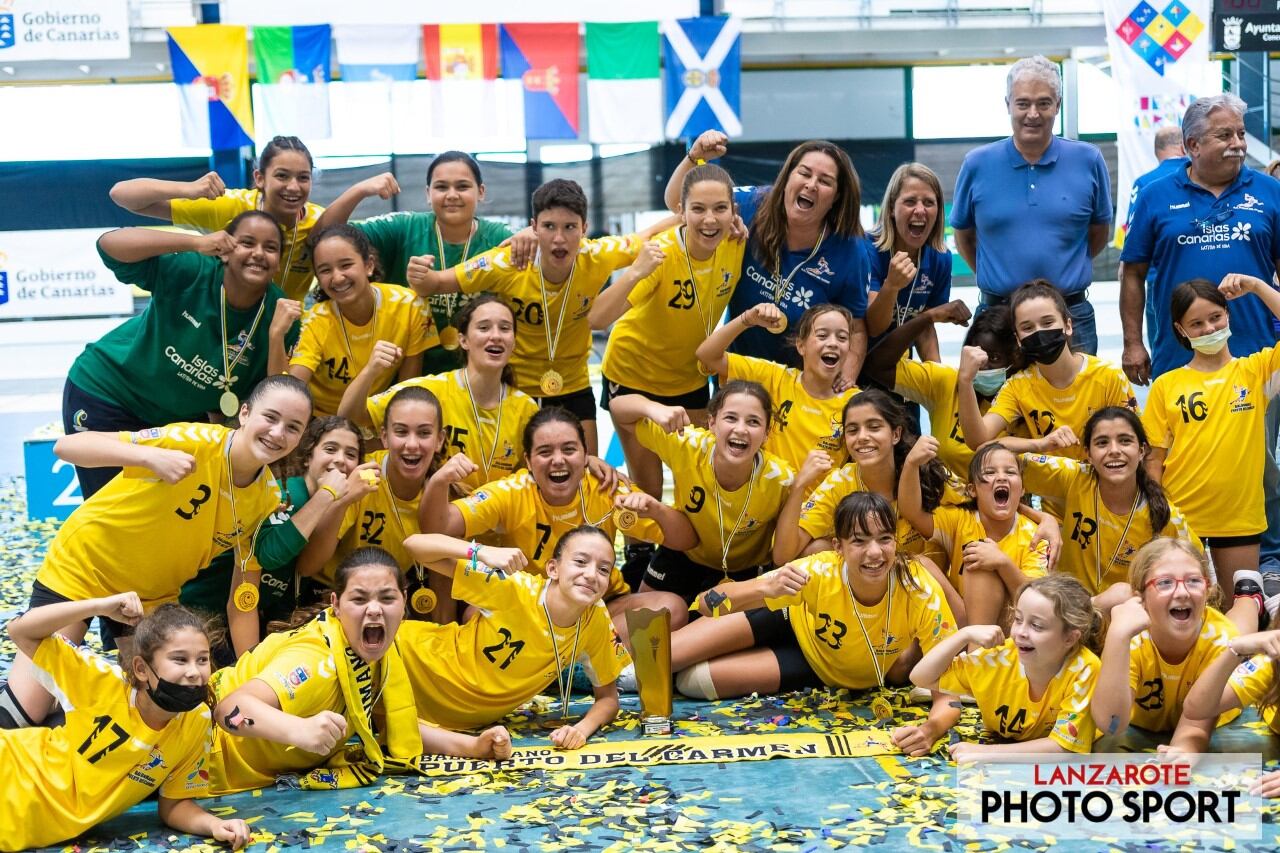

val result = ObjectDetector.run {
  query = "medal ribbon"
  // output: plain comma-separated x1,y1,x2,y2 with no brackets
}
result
771,226,826,306
432,219,475,326
843,559,895,688
219,286,267,399
712,453,761,575
541,585,583,723
676,226,720,338
460,367,506,480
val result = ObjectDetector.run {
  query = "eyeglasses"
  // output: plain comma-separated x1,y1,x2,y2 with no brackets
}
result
1144,575,1207,594
1190,207,1235,233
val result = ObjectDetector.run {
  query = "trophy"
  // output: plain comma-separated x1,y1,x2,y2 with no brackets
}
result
626,608,673,736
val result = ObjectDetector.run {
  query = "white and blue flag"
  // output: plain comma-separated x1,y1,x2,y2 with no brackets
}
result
663,16,742,140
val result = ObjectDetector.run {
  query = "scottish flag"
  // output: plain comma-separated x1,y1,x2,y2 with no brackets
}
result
663,16,742,140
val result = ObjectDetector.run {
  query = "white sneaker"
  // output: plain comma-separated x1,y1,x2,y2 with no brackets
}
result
615,663,637,694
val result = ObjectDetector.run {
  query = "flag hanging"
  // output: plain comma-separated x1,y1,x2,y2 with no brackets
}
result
663,16,742,140
334,25,418,82
500,23,580,140
252,24,332,140
1104,0,1211,246
586,21,662,144
167,24,255,149
423,24,499,80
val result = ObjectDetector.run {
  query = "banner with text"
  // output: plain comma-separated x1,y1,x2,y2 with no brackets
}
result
0,0,129,61
0,229,132,319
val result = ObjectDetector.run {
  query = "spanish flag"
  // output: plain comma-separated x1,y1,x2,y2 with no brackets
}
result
422,24,498,81
167,24,254,149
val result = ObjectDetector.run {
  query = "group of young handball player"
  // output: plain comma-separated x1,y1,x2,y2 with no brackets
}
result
6,103,1280,847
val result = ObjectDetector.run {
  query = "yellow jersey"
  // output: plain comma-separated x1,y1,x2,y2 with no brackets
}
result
1142,347,1280,537
1228,654,1280,734
317,450,424,589
1126,607,1239,733
0,636,211,851
929,505,1048,592
453,469,653,599
724,353,854,472
171,188,324,301
457,235,642,397
37,424,280,609
399,568,629,730
989,354,1138,462
798,462,965,558
204,621,352,794
763,553,956,690
940,637,1099,753
601,226,744,397
368,370,539,493
1021,454,1200,596
290,283,437,416
635,420,794,571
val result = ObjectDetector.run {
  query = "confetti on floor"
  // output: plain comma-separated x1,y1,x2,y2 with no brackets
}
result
2,476,1279,852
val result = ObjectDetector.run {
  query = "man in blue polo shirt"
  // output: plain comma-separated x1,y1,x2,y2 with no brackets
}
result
951,55,1113,354
1120,94,1280,380
1121,92,1280,605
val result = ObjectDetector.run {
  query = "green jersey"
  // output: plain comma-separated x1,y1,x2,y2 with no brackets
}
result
70,246,300,424
353,212,512,375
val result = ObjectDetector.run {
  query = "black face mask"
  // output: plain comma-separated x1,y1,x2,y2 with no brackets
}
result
1019,328,1068,365
144,666,208,713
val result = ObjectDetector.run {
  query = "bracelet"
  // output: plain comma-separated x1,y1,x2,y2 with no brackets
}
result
468,541,480,574
687,151,705,166
318,484,340,501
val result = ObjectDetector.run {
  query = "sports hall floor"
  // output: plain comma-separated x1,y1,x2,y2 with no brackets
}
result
3,284,1278,851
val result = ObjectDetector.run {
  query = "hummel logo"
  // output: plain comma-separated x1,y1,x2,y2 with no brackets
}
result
182,311,202,328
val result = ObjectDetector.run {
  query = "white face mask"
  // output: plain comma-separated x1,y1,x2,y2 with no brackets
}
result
1187,325,1231,355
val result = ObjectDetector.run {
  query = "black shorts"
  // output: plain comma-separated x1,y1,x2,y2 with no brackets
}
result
536,385,597,422
61,378,154,499
1203,534,1263,549
642,546,767,604
745,606,822,692
28,579,132,652
600,375,711,413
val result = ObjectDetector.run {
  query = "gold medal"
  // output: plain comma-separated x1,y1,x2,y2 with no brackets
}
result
766,313,788,335
233,582,259,612
439,326,460,351
871,696,894,722
219,391,240,418
540,715,576,730
615,508,639,531
540,369,564,396
411,587,437,614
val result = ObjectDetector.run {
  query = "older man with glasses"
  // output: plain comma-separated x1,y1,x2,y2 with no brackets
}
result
1121,92,1280,619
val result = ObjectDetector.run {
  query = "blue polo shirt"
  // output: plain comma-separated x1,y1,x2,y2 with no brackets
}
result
950,136,1112,296
1124,156,1188,356
1120,166,1280,378
863,235,952,350
728,186,869,367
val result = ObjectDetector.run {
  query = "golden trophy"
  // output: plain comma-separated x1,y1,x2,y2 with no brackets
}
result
626,608,673,736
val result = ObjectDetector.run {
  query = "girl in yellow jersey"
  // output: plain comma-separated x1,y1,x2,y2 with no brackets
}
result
298,386,441,618
412,179,668,455
1091,538,1238,754
900,440,1049,627
199,549,510,797
421,407,696,632
110,136,324,301
608,381,796,603
669,493,959,757
289,225,437,418
1144,276,1280,626
1021,407,1199,613
697,301,859,474
355,295,540,493
912,574,1101,756
402,527,629,748
593,163,744,499
1184,627,1280,796
0,597,247,851
1,376,314,730
958,280,1138,462
862,301,1021,480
